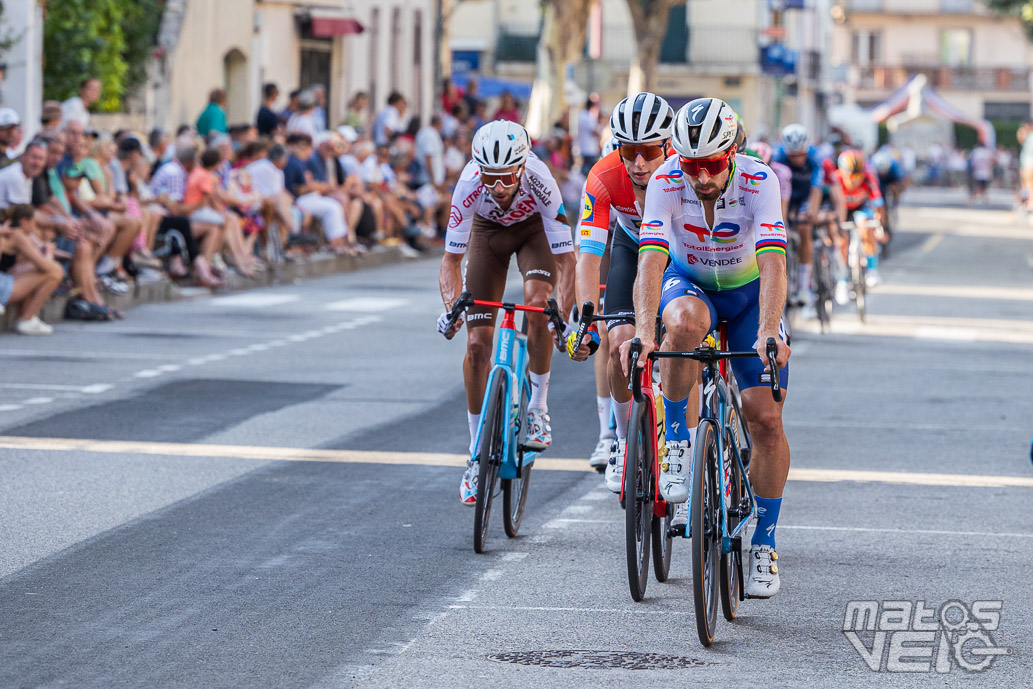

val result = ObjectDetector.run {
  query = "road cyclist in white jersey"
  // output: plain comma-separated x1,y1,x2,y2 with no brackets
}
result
565,93,676,491
619,97,793,598
438,120,575,505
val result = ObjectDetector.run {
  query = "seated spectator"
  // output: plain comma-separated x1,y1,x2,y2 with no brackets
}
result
372,92,407,147
148,128,171,176
0,203,63,333
286,91,320,139
492,91,521,123
61,77,101,128
185,148,256,277
227,124,258,152
245,142,298,248
196,88,228,137
256,82,282,137
343,92,369,134
0,107,21,168
310,84,328,132
284,132,357,255
150,143,224,288
40,101,63,134
111,136,162,268
80,134,143,284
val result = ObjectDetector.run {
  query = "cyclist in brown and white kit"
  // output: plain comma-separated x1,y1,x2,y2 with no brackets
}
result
437,120,575,505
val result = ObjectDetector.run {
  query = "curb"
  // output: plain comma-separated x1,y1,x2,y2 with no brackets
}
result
2,245,439,330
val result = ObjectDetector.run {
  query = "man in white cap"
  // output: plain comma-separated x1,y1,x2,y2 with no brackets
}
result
0,107,21,168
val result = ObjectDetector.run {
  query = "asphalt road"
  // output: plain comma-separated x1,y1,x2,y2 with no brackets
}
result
1,200,1031,688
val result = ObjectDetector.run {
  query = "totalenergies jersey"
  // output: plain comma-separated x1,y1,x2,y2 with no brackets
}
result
444,154,574,255
577,151,647,256
831,167,883,212
639,154,788,291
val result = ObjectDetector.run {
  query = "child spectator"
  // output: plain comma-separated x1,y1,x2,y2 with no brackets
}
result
0,204,63,333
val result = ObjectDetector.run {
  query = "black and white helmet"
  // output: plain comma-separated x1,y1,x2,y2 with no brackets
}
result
601,136,619,157
609,92,674,144
780,123,809,154
671,98,738,158
471,120,531,170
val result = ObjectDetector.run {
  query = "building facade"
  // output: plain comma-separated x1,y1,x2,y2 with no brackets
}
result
151,0,435,131
830,0,1033,122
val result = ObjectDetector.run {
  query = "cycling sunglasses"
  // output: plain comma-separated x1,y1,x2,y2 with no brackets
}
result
480,169,521,190
619,143,666,161
679,152,732,178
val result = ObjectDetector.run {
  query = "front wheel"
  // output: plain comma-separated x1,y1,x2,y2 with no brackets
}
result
690,420,720,646
720,405,746,621
473,375,506,554
624,399,653,601
502,461,532,538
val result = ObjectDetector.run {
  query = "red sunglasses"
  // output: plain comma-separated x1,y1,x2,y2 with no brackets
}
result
480,169,521,190
679,152,732,177
619,143,667,162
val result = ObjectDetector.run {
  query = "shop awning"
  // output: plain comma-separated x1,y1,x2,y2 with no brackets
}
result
301,8,365,37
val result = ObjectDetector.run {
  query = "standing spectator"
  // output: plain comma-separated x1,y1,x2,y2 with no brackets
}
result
577,92,601,175
441,78,464,114
492,91,521,123
256,82,281,137
310,84,328,132
282,89,301,122
196,89,229,137
0,203,63,333
1019,124,1033,209
61,77,101,128
343,92,370,134
0,108,20,168
40,101,63,134
969,144,995,204
372,92,407,147
286,90,320,139
462,78,480,114
415,115,445,237
441,102,466,140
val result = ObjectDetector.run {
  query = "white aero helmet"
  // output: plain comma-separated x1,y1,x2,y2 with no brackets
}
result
609,92,674,144
780,123,809,154
672,98,738,158
471,120,531,170
602,136,619,157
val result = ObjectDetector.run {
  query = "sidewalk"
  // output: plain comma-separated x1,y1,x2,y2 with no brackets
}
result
1,244,437,331
900,185,1018,211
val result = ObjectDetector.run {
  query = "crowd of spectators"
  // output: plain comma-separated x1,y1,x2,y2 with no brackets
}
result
0,73,607,335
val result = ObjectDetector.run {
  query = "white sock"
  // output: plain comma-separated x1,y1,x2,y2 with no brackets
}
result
597,395,614,438
613,398,632,439
467,410,480,455
799,264,812,292
687,424,697,448
529,371,550,411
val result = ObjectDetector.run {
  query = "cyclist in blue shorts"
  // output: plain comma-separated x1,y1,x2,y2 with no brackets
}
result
622,98,792,598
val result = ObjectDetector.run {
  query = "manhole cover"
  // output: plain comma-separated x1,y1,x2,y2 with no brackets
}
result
487,650,708,670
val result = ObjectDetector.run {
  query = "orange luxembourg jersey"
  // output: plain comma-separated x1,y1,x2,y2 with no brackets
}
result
577,151,644,257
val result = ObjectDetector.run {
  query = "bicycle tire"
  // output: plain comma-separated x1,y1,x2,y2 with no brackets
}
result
852,258,867,324
690,419,720,646
813,249,833,334
473,375,506,554
503,374,533,538
650,498,673,583
625,398,653,601
720,403,745,621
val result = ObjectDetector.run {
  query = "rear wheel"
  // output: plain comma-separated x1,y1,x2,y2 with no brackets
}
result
624,399,653,601
503,376,533,537
690,420,720,646
473,375,506,554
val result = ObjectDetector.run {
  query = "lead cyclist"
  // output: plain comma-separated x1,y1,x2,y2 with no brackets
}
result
620,98,792,598
438,120,575,505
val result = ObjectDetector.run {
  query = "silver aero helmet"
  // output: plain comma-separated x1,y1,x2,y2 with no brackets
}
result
602,136,619,157
471,120,531,170
609,92,674,144
780,123,809,154
671,98,738,158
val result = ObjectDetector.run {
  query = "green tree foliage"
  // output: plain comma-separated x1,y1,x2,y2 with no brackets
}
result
43,0,164,111
983,0,1033,37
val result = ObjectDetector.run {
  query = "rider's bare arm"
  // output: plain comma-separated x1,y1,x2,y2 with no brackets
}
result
756,252,790,368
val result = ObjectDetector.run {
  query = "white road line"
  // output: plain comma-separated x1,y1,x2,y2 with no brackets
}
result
456,589,478,602
80,384,113,394
157,364,181,372
210,293,300,308
0,383,102,392
500,552,528,562
875,283,1033,301
133,370,162,378
480,569,505,582
325,297,408,312
448,604,691,616
0,404,22,411
780,525,1033,539
23,397,54,405
920,233,944,253
228,348,250,356
560,504,594,515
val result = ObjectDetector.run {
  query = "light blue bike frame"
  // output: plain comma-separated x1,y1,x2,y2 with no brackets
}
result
705,371,757,555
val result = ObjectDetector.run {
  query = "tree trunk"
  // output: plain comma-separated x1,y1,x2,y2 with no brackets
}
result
626,0,683,96
526,0,597,137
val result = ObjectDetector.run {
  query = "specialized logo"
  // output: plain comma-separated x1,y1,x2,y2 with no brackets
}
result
689,103,707,123
663,276,682,292
740,170,768,186
655,171,684,186
582,192,596,222
683,222,741,244
448,205,462,228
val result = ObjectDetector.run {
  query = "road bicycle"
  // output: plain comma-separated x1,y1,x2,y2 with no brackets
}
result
842,212,882,324
442,291,565,553
782,222,802,343
626,331,782,646
811,224,838,334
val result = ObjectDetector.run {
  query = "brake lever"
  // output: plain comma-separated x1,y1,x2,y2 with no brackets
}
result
766,337,783,403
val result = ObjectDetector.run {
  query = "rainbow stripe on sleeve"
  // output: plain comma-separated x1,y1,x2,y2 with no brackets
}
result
638,237,670,255
755,238,787,257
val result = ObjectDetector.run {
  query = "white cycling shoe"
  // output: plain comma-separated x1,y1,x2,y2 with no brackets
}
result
589,435,614,469
459,460,478,506
746,544,781,598
524,408,551,450
671,501,688,530
865,268,882,287
603,438,626,493
659,440,691,503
